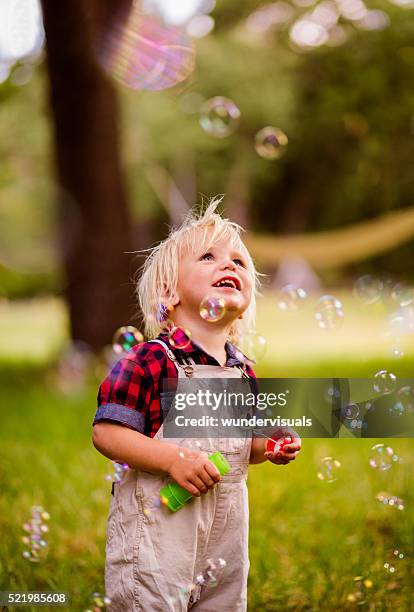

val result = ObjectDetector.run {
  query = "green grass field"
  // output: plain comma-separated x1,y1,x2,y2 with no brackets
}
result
1,294,413,610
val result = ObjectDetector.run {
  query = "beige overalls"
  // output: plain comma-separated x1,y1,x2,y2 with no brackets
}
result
105,339,252,612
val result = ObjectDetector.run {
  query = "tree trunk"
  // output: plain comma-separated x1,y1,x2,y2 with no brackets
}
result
41,0,137,351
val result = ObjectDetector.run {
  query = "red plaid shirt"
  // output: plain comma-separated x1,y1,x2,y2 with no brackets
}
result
94,331,257,438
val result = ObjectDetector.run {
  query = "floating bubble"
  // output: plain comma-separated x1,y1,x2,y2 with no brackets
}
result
239,331,267,362
155,302,175,323
277,284,307,311
199,97,241,138
112,326,144,355
388,307,414,336
391,283,414,307
353,275,383,304
315,295,344,330
85,592,112,611
97,2,195,91
384,550,405,573
255,126,288,160
395,386,414,414
376,492,405,510
168,326,192,349
391,346,404,359
178,440,202,460
369,444,398,471
22,505,50,563
105,461,129,483
199,296,226,322
373,370,396,395
356,9,389,31
317,457,341,482
55,341,93,394
342,403,359,420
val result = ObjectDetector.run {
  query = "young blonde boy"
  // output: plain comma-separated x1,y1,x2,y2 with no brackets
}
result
92,198,301,611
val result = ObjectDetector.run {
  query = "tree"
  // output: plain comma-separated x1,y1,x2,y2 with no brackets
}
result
41,0,137,351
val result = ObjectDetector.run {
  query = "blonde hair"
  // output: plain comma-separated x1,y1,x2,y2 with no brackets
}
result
136,196,264,344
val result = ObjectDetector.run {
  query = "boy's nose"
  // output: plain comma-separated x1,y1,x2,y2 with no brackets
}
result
221,259,237,271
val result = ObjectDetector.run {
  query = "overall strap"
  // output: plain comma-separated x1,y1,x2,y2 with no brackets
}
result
146,339,195,377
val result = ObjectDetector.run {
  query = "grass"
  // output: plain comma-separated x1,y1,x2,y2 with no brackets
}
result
0,293,413,610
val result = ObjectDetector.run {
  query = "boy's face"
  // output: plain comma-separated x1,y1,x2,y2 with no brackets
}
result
172,236,253,322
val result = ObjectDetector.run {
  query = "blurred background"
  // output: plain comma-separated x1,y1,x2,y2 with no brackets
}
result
0,0,413,610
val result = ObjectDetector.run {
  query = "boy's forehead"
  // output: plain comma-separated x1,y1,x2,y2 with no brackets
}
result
181,229,247,258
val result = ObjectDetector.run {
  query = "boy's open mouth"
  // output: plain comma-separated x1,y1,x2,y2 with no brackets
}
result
212,276,241,291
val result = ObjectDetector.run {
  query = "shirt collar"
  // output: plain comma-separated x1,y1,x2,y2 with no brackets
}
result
159,330,254,367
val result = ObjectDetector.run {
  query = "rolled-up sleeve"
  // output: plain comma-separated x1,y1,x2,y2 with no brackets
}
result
93,358,148,433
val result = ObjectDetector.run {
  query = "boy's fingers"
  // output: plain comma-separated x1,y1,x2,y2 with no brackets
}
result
205,461,221,482
200,468,216,489
190,475,208,495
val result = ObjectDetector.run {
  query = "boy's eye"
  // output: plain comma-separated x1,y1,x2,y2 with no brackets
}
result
234,258,245,267
200,252,214,260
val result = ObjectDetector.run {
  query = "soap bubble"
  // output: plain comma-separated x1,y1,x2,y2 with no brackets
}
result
54,341,93,394
373,370,396,395
85,592,112,611
168,326,192,349
199,296,226,322
384,550,405,573
22,505,50,563
255,126,288,160
178,440,202,460
315,295,344,330
342,403,359,420
353,275,383,304
376,492,404,510
239,331,267,362
387,308,414,337
277,284,307,311
395,386,414,414
105,461,129,482
369,444,398,470
391,283,414,307
199,97,241,138
317,457,341,482
97,2,195,91
155,303,175,323
391,346,404,359
112,326,144,355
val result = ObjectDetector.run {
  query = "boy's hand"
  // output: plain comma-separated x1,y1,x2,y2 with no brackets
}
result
264,435,302,465
167,448,221,496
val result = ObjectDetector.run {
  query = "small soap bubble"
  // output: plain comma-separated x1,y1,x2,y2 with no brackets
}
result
376,492,404,510
391,346,404,359
373,370,397,395
384,550,405,573
85,592,111,611
369,444,398,470
342,403,359,420
105,461,129,482
199,296,226,322
199,97,241,138
353,275,383,304
239,331,267,362
391,283,414,307
395,386,414,414
112,326,144,355
317,457,341,482
315,295,344,330
255,126,288,160
277,284,307,312
179,440,202,460
155,303,175,324
168,326,192,350
347,576,373,605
